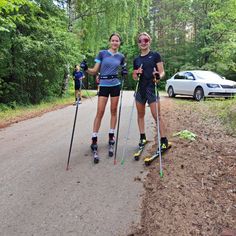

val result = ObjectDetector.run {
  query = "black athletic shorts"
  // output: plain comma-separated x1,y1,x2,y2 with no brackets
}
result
74,80,81,90
98,85,121,97
135,86,159,104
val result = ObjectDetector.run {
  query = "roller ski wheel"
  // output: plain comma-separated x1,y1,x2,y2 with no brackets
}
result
133,140,148,161
108,140,115,157
133,148,143,161
91,143,99,164
144,143,172,166
93,151,99,164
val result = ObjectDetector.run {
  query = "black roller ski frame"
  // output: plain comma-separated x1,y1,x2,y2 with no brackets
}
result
144,143,172,166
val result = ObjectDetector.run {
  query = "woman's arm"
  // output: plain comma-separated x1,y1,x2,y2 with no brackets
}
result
156,62,165,79
86,63,100,76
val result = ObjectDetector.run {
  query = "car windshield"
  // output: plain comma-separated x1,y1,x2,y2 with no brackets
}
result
194,71,223,80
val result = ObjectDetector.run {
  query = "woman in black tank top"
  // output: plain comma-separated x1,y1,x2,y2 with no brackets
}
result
132,32,169,150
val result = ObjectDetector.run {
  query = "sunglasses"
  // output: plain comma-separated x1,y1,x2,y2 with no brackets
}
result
138,38,150,44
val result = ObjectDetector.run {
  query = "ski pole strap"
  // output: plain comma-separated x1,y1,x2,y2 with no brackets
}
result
100,74,118,80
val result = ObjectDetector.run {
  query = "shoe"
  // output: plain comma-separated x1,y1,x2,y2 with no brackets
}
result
139,139,147,148
160,137,168,152
160,143,168,152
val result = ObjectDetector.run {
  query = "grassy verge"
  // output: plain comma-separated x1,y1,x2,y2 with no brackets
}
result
0,88,96,128
174,96,236,136
207,97,236,136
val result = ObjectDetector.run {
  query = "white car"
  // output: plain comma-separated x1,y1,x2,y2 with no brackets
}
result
166,70,236,101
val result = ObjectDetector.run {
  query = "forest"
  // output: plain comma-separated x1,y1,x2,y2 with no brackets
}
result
0,0,236,105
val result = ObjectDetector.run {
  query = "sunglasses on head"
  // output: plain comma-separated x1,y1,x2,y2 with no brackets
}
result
138,38,150,44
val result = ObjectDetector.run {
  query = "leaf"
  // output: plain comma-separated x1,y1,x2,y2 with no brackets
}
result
173,130,197,141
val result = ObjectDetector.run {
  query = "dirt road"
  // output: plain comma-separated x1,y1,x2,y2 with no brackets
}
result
0,91,157,236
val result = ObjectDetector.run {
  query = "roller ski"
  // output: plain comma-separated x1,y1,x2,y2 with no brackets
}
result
144,142,172,166
133,139,148,161
108,138,115,157
91,143,99,164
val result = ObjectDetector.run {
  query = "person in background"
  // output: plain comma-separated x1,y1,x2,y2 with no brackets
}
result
72,64,85,105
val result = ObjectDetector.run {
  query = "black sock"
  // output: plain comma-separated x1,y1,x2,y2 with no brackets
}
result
140,133,146,140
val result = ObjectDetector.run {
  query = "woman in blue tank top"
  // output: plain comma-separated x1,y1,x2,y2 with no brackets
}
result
80,33,125,163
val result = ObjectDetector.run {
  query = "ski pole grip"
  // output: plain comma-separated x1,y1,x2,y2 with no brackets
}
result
136,64,143,80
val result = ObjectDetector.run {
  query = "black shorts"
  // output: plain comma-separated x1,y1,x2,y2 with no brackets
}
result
74,80,81,90
98,85,121,97
135,86,159,104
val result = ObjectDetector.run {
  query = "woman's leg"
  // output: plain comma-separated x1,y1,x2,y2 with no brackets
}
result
110,96,119,129
149,101,165,139
136,101,146,134
93,96,109,132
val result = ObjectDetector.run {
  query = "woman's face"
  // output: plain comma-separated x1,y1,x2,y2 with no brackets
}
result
138,35,150,50
109,35,121,50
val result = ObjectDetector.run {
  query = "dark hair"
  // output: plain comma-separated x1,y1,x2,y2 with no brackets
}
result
109,33,122,42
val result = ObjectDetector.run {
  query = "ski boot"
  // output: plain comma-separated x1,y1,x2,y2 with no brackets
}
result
134,139,147,161
144,140,172,166
90,143,99,164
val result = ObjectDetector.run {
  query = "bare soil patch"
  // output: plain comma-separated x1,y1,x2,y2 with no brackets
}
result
131,97,236,236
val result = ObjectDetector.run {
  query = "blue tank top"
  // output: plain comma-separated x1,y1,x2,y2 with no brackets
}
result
95,50,125,87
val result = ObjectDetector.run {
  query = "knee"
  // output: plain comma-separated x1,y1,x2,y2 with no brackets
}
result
138,111,145,119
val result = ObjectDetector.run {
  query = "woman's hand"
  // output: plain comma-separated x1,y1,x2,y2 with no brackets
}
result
132,66,143,80
153,67,160,83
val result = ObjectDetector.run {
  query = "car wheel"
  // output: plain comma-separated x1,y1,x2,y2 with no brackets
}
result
168,86,175,97
194,87,204,101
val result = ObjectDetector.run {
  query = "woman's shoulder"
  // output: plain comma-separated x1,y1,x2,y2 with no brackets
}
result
133,54,141,62
100,49,110,54
150,51,161,57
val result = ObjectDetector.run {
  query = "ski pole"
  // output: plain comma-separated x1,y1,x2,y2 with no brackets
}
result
121,64,142,165
66,99,80,170
114,64,127,165
154,68,163,177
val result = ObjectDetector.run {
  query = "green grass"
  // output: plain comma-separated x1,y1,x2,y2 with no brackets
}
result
207,97,236,136
0,88,96,125
174,96,236,136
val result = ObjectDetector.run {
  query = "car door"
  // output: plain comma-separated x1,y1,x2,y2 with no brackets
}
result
171,73,186,94
181,72,197,95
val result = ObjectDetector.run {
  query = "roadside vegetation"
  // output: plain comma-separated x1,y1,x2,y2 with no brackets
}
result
0,82,95,128
175,97,236,136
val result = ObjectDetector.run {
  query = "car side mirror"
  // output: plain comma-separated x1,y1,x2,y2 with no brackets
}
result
222,76,226,80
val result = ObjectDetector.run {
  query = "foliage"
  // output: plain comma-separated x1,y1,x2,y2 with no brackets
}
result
173,130,197,141
0,0,235,107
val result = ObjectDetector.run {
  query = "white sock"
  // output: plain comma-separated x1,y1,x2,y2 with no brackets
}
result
109,129,115,134
92,132,98,138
